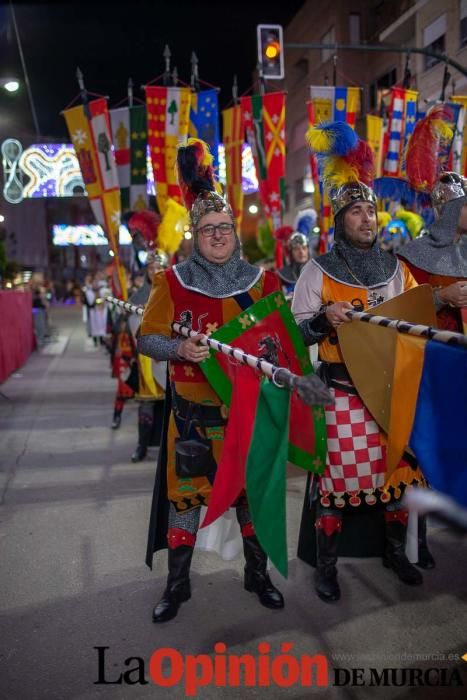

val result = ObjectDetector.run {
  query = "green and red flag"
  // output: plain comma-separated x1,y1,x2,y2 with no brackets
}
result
200,291,327,576
110,105,148,212
241,92,285,228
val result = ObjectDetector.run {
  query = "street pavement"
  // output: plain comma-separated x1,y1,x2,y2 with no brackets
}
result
0,305,466,700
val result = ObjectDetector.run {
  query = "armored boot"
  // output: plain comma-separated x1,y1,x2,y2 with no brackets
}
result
314,509,342,603
242,526,284,609
383,510,423,585
416,515,436,569
152,529,195,623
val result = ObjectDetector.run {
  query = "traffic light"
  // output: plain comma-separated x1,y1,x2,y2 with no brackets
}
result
257,24,284,80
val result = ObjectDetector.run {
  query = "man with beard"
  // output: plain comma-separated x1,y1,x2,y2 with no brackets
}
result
292,122,429,603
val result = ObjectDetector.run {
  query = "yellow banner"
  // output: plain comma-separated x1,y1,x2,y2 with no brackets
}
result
63,104,101,199
345,87,361,127
366,115,385,178
64,104,127,299
222,105,244,232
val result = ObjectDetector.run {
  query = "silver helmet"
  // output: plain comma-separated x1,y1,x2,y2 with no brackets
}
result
431,172,467,217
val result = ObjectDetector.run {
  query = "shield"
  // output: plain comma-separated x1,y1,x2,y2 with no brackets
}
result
337,284,437,432
200,291,327,473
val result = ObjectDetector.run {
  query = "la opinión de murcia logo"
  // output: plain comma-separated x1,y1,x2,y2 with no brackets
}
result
94,644,329,695
94,646,465,694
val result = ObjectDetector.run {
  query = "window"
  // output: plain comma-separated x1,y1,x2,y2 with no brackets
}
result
461,0,467,48
423,14,446,70
321,26,335,64
349,13,361,44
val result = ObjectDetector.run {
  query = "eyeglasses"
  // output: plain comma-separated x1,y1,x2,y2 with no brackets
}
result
197,223,235,238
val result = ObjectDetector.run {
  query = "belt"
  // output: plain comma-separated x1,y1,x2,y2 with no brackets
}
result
326,363,352,382
172,392,227,427
318,362,358,395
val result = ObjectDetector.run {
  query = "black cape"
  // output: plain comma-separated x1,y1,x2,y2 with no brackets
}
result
145,381,172,569
297,474,387,566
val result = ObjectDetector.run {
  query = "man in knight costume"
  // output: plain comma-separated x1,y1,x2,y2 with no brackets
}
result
292,122,431,603
277,232,310,294
138,139,285,622
398,108,466,330
398,171,466,332
126,211,167,462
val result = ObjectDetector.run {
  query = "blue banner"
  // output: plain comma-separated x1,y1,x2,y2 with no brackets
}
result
410,342,467,508
189,89,220,171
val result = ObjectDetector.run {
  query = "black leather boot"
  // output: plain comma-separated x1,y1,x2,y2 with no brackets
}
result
383,510,423,585
131,413,152,462
417,515,435,569
315,510,342,603
111,409,122,430
153,543,194,623
243,535,284,609
131,444,147,462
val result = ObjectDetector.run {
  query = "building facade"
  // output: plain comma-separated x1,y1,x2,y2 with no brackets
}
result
282,0,467,223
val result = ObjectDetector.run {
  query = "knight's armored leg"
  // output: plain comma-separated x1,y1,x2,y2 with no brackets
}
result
131,403,153,462
152,505,200,623
236,500,284,609
416,514,436,569
314,505,342,603
383,505,423,584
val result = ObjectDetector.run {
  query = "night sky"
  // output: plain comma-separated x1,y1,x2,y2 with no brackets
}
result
1,0,305,141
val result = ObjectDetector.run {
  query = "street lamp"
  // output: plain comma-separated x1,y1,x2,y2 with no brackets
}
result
0,78,20,93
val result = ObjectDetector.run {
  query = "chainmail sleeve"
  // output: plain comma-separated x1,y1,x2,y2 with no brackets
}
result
138,334,182,361
138,271,182,360
292,261,331,346
298,309,332,346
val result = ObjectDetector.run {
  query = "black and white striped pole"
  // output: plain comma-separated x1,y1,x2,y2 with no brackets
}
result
346,310,467,348
106,296,332,406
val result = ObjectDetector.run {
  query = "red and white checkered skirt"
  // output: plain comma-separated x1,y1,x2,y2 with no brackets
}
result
318,388,387,507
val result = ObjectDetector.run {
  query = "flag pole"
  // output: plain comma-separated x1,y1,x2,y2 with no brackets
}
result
105,296,332,406
76,66,91,120
190,51,199,92
163,44,172,87
346,309,467,348
232,74,238,106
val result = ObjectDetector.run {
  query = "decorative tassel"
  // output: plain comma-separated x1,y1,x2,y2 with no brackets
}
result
306,121,375,191
273,224,294,242
157,199,189,254
127,210,160,247
176,138,217,211
306,122,358,156
405,104,457,192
